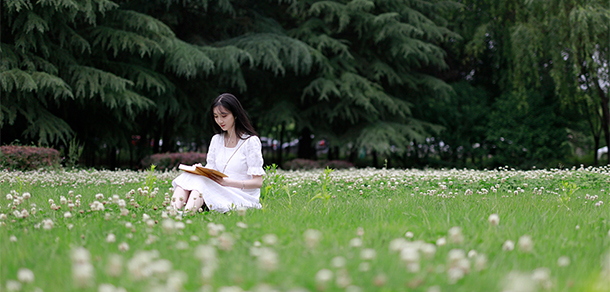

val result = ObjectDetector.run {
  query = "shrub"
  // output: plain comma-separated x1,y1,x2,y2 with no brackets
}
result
283,158,354,170
323,160,355,169
0,145,61,170
141,152,207,170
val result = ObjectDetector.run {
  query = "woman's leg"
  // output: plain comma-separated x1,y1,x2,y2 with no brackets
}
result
184,190,205,213
171,186,190,209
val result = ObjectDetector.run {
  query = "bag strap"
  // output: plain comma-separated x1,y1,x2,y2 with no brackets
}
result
222,136,251,173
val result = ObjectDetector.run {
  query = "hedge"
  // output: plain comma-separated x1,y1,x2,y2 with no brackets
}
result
141,152,207,170
283,158,355,170
0,145,61,170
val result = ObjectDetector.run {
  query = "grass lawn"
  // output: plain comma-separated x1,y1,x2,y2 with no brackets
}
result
1,166,609,292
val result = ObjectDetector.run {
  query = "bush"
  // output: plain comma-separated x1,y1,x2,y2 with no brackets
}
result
283,158,354,170
323,160,355,169
141,152,207,170
0,145,61,170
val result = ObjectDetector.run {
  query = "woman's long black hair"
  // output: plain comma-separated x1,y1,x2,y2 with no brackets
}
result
210,93,258,139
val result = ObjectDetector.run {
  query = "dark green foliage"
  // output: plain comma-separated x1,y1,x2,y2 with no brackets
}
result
485,91,570,169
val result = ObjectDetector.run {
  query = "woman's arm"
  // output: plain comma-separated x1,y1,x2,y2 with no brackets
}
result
207,175,263,189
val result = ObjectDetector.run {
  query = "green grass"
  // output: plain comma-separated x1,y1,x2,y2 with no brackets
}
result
1,166,609,292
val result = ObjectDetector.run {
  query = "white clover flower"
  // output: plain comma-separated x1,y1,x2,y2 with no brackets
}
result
175,241,189,250
125,222,133,229
389,238,407,252
315,269,333,284
331,256,346,268
501,271,535,292
64,211,72,218
236,206,247,216
218,233,234,251
468,250,478,258
349,237,363,248
531,267,552,290
488,213,500,226
356,226,365,236
474,254,487,271
6,194,14,200
447,249,466,265
17,268,34,283
557,256,570,267
517,235,534,253
257,247,279,271
405,231,414,238
304,229,322,249
42,219,54,230
337,269,353,288
98,283,117,292
118,242,129,252
262,233,279,246
106,234,116,243
207,222,225,236
447,266,465,284
162,219,175,233
436,237,447,246
420,243,437,259
60,196,68,205
71,247,91,264
236,222,248,229
400,247,420,273
503,240,515,251
10,235,18,242
142,213,150,220
22,193,31,200
195,245,217,262
6,280,21,291
360,248,377,260
95,193,104,200
448,226,464,244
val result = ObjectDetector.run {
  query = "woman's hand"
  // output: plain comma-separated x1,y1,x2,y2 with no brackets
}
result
208,173,233,187
208,175,262,189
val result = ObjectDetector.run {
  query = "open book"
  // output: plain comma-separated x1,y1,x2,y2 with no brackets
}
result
178,164,228,178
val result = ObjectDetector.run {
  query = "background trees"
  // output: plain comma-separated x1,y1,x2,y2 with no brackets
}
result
2,0,608,169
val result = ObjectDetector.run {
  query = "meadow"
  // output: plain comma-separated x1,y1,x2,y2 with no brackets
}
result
1,165,609,292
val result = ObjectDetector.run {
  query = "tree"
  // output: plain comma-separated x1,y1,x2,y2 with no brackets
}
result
510,0,609,164
1,0,216,167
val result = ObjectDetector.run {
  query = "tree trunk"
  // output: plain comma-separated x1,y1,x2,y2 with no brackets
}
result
593,135,600,166
278,122,284,166
372,150,378,168
595,79,610,165
298,128,315,159
107,146,117,169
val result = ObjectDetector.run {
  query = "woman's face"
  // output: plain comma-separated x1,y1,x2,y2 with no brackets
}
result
213,106,235,132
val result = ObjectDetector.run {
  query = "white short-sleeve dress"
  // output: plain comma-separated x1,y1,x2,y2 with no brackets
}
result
171,134,265,213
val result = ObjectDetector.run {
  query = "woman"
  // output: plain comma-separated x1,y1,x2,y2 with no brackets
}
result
170,93,265,213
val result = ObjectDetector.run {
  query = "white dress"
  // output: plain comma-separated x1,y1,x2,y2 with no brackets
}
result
172,134,265,213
